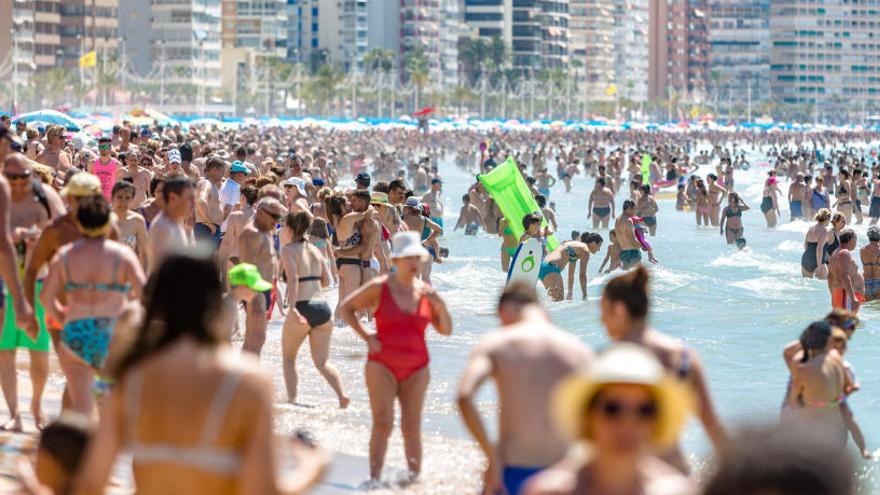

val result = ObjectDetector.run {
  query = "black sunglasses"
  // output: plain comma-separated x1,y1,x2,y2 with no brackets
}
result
593,398,657,421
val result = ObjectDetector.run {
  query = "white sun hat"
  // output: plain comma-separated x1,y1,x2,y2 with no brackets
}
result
390,231,430,261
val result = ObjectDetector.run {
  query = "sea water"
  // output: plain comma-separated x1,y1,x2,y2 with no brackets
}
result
262,142,880,493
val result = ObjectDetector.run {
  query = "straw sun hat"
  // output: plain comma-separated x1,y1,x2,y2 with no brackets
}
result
552,343,694,449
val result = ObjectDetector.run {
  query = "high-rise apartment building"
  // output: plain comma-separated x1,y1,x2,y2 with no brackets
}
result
440,0,463,87
0,0,36,89
339,0,369,73
570,0,614,99
463,0,569,73
221,0,287,59
401,0,442,82
119,0,152,76
769,0,880,105
708,0,769,104
151,0,222,91
613,0,649,102
59,0,119,71
649,0,709,101
34,0,61,70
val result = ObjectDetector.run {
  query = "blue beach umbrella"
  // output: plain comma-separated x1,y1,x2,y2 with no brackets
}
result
13,109,81,131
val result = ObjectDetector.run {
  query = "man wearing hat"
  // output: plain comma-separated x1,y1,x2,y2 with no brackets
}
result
355,171,371,191
457,282,593,495
219,160,250,235
87,136,118,200
238,196,287,356
422,177,445,231
282,177,311,216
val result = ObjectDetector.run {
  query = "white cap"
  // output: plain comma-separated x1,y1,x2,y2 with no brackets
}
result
390,231,430,261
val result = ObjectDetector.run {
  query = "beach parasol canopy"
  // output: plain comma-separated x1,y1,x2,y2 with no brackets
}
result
13,109,81,131
413,107,434,117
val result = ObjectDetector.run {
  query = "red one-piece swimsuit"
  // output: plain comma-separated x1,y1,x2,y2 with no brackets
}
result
369,282,433,382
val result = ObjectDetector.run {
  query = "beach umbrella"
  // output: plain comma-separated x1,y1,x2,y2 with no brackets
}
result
413,107,434,117
13,109,81,131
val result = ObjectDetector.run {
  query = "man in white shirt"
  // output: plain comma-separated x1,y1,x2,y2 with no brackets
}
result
220,160,250,233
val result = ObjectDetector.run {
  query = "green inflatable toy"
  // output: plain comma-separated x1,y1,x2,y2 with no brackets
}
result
478,157,559,252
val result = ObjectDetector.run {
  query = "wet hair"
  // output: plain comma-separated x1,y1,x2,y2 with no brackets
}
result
461,193,470,204
603,265,649,318
111,180,135,198
284,211,312,240
580,232,603,245
813,208,831,223
729,192,741,204
75,195,112,237
389,179,407,193
535,194,547,207
240,184,259,206
114,254,225,380
498,281,539,309
641,184,651,194
162,175,193,203
352,190,371,204
205,155,226,172
622,199,636,211
704,424,853,495
38,413,93,475
839,228,856,245
522,213,542,230
799,321,832,363
868,226,880,242
571,230,581,240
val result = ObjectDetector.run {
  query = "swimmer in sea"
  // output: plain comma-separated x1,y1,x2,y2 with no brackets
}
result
498,217,518,273
761,175,781,228
588,178,615,229
453,193,486,236
615,200,657,269
719,192,749,248
535,195,557,233
788,173,806,221
829,229,864,313
675,184,689,211
860,225,880,301
637,184,659,236
597,230,621,274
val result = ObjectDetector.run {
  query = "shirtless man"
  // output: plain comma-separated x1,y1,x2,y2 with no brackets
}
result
422,177,445,230
458,282,592,495
117,149,153,208
194,156,225,249
1,154,65,431
238,196,287,355
615,200,656,269
148,175,194,271
334,191,380,316
453,194,485,235
829,229,864,313
402,196,441,282
111,181,149,270
707,174,728,227
588,178,615,229
219,185,258,267
788,173,806,221
35,125,72,175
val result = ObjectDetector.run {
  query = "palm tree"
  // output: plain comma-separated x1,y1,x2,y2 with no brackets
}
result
303,64,344,115
364,48,395,74
458,38,489,86
40,68,69,108
404,47,430,112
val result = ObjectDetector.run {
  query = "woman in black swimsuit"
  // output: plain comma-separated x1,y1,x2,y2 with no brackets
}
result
280,212,349,408
719,192,749,247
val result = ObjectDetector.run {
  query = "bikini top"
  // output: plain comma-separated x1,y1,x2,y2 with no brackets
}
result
125,369,243,476
63,248,130,294
565,245,579,262
725,208,742,218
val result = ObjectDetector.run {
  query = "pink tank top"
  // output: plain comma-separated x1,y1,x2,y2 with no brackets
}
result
92,158,119,199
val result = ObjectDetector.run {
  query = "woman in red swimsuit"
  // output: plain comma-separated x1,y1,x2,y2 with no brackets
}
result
338,231,452,483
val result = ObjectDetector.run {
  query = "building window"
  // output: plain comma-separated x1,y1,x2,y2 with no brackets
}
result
465,12,503,21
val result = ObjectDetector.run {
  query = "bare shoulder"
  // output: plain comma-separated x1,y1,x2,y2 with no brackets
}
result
521,463,578,495
641,456,698,495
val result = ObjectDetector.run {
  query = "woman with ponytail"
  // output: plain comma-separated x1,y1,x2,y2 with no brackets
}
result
40,195,146,416
600,266,727,473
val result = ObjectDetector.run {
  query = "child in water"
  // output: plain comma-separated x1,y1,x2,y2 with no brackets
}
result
676,183,689,211
598,230,622,274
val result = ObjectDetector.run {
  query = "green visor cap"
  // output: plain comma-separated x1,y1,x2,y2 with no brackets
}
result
228,263,273,292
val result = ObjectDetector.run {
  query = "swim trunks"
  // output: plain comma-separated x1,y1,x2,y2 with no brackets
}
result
865,278,880,300
790,200,803,220
429,217,444,232
620,249,641,269
643,216,657,227
538,187,550,198
502,465,544,495
871,197,880,218
465,222,478,236
831,288,865,312
0,280,51,352
593,206,611,218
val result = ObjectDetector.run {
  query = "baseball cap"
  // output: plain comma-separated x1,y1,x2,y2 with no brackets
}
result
355,171,371,184
228,263,273,292
61,172,102,197
431,177,443,184
282,177,306,195
230,161,250,174
404,196,422,209
167,149,182,164
256,196,288,218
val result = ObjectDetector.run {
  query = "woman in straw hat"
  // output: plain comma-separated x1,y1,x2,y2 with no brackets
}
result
338,231,452,484
599,266,726,473
524,344,696,495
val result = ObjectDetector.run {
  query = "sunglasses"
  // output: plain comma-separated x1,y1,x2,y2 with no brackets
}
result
260,208,282,221
593,398,657,422
98,143,111,150
3,170,31,181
